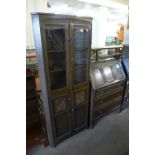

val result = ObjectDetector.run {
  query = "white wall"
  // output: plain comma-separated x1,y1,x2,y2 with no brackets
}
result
26,0,128,49
26,0,47,49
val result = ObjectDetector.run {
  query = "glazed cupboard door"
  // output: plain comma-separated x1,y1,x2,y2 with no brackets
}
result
42,22,72,143
70,23,91,131
43,23,70,92
70,23,91,86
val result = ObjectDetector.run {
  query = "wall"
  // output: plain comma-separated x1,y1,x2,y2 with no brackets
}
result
26,0,47,49
26,0,128,49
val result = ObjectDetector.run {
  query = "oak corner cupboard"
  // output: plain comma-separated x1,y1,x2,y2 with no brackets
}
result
31,12,92,146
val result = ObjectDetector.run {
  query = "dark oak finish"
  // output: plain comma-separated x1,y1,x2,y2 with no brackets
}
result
31,13,92,146
89,61,126,128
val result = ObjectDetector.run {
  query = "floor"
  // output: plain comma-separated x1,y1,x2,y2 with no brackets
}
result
27,108,129,155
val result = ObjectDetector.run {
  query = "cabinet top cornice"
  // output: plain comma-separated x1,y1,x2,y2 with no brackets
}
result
31,12,93,21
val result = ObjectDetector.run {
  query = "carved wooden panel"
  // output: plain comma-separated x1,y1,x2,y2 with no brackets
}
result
54,97,67,113
75,90,86,105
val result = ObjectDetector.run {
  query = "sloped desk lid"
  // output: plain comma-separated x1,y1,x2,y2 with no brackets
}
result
90,60,126,90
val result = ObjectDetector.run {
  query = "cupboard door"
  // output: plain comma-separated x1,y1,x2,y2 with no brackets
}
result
73,89,88,130
54,113,70,138
74,105,87,130
52,95,72,140
43,23,69,91
70,24,91,85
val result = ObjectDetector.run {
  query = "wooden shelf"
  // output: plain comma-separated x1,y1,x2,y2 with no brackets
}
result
50,68,66,73
98,53,121,59
74,64,87,66
92,45,123,51
74,48,88,51
91,45,123,56
48,50,65,53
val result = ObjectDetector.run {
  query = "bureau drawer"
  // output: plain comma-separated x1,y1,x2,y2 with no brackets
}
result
93,100,121,120
95,90,123,106
94,96,122,112
95,81,125,99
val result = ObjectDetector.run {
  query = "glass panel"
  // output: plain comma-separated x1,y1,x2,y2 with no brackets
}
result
93,68,103,85
110,63,123,80
45,29,65,51
73,28,89,84
99,67,106,83
74,29,88,49
75,90,86,105
103,66,114,82
45,28,67,90
74,64,87,84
